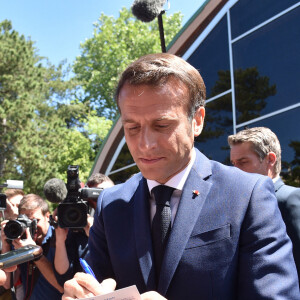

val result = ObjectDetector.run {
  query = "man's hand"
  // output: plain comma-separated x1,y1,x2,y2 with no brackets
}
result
12,228,36,249
84,214,94,237
55,225,68,242
0,266,17,285
1,220,12,253
141,291,167,300
4,200,19,220
62,273,116,299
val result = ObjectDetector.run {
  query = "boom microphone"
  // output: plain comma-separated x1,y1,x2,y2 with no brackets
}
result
131,0,167,22
43,178,67,203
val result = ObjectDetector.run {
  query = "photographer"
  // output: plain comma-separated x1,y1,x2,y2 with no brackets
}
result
54,173,114,286
4,189,24,221
0,189,24,299
1,194,63,299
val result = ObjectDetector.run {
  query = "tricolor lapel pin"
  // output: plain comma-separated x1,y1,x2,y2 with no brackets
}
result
192,190,199,198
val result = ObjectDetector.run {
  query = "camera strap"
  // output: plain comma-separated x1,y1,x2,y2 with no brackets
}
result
23,261,39,300
23,239,51,300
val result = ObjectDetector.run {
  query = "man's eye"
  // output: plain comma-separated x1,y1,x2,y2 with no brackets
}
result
156,124,168,128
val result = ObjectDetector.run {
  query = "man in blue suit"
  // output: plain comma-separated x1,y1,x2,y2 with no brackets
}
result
62,54,299,299
229,126,300,282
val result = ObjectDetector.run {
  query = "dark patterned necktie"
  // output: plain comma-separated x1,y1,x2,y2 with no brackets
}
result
151,185,175,279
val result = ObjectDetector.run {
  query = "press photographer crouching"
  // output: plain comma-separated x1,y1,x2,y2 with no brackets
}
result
0,194,63,300
50,168,114,287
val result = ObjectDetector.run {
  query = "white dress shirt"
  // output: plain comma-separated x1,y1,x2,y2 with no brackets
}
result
147,148,196,226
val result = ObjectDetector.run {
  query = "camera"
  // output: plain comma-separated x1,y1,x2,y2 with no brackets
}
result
0,194,6,210
57,166,87,229
56,165,104,229
0,180,24,210
4,214,37,240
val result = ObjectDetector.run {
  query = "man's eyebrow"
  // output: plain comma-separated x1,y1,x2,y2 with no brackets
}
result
236,157,248,161
122,118,136,124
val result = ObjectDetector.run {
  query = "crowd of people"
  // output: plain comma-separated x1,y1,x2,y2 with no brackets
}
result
0,53,300,300
0,173,114,299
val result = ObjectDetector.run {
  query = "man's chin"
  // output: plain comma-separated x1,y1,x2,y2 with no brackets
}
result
140,171,168,184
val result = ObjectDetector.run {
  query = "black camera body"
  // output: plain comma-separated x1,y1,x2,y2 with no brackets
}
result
4,214,37,240
0,194,6,209
57,165,88,229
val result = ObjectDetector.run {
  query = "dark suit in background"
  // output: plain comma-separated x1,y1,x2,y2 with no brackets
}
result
275,178,300,279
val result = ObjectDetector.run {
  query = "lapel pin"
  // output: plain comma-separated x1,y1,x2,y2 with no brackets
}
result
192,190,199,197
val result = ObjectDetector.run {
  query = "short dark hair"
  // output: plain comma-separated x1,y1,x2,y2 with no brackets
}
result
115,53,206,120
87,173,114,188
19,194,49,215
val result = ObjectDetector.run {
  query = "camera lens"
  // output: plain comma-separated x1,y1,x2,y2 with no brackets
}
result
58,202,87,228
4,220,25,240
65,207,82,224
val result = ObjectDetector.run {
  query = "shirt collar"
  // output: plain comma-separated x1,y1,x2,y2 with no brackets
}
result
42,225,53,245
147,148,196,193
272,175,280,183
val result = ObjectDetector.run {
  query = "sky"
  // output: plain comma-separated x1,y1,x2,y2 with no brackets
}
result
0,0,205,66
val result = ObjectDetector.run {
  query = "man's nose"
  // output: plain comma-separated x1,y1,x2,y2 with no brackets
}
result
139,127,157,150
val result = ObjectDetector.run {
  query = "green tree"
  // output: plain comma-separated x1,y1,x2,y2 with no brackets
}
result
0,20,112,196
74,7,182,119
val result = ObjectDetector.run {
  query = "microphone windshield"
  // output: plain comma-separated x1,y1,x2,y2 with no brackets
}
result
43,178,67,203
132,0,166,22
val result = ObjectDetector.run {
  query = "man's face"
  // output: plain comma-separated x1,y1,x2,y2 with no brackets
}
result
230,142,269,175
119,80,205,184
20,208,49,245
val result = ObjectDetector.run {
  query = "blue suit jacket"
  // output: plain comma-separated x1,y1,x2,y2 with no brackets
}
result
89,149,299,299
275,178,300,279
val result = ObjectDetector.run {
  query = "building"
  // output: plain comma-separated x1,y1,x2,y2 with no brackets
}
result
91,0,300,184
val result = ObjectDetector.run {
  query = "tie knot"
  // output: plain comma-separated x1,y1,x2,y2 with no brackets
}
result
152,185,175,206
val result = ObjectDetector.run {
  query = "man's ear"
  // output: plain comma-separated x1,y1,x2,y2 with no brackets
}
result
45,211,50,220
193,107,205,137
267,152,277,167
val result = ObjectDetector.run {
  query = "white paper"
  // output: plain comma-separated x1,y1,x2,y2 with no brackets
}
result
78,285,141,300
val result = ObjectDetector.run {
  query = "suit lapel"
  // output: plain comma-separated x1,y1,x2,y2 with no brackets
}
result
158,150,213,295
134,177,156,290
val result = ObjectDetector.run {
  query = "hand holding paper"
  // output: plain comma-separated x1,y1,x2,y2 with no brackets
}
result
62,272,166,300
62,273,116,300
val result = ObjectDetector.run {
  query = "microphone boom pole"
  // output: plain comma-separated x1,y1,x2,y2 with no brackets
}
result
131,0,168,53
158,11,166,53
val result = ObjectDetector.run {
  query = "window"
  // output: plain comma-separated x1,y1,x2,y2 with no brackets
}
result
233,6,300,123
187,16,230,99
195,94,233,165
230,0,299,39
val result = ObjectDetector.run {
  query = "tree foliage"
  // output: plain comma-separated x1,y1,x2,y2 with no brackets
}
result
282,141,300,187
0,20,112,195
0,8,183,196
74,7,183,119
